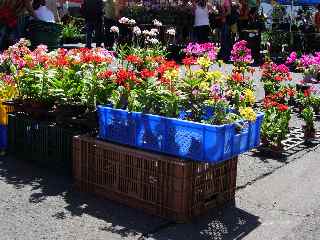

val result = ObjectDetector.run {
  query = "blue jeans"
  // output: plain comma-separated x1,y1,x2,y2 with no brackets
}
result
86,20,103,48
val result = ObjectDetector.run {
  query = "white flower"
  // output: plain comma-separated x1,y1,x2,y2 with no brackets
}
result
153,19,162,27
128,19,136,25
110,26,120,34
150,28,159,34
119,17,129,24
142,30,150,36
166,28,176,36
133,26,141,36
148,38,160,45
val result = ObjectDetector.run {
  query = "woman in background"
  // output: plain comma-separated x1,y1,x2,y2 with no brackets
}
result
0,0,36,50
45,0,61,22
33,0,55,23
193,0,213,43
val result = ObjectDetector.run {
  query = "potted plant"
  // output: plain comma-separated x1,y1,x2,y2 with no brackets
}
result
260,61,292,97
301,107,315,139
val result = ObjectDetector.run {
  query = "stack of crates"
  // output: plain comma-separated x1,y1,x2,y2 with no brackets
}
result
0,102,14,153
8,113,86,175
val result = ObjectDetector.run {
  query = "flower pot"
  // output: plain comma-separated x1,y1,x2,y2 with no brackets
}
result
303,126,316,139
296,83,310,93
24,100,53,120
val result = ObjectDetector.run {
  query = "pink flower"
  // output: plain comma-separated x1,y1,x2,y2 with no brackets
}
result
285,52,297,65
230,40,253,65
277,64,289,74
184,42,218,59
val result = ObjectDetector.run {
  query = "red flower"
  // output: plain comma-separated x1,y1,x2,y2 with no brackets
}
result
126,55,143,65
277,104,289,112
152,56,166,64
98,70,113,79
140,69,155,79
304,89,311,97
115,69,140,86
156,60,178,75
182,57,196,66
286,88,296,97
231,72,244,82
274,75,282,81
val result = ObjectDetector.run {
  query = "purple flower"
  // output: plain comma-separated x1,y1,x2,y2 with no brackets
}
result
210,84,220,94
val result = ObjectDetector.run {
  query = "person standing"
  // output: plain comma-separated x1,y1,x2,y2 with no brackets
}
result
104,0,117,49
33,0,55,23
219,0,232,61
314,4,320,32
82,0,104,48
45,0,60,22
0,0,36,49
193,0,212,43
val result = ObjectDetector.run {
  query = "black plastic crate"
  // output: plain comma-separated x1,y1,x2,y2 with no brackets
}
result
8,114,86,175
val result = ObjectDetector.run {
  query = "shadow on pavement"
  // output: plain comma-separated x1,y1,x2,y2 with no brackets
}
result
0,155,261,240
146,205,261,240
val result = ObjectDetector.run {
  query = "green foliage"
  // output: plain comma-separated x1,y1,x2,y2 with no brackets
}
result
301,107,314,129
261,107,291,147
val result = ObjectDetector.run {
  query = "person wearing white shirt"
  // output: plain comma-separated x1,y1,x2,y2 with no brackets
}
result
33,0,55,23
192,0,213,43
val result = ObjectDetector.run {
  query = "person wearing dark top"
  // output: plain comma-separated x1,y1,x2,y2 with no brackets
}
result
0,0,36,50
81,0,104,48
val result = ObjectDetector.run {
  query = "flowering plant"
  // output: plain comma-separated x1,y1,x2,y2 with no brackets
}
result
184,42,219,62
0,39,114,109
261,102,291,148
230,40,253,68
301,107,315,131
286,52,320,83
0,39,261,129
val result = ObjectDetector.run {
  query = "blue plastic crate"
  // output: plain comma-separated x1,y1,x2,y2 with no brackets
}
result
98,107,137,146
0,124,7,150
97,106,264,164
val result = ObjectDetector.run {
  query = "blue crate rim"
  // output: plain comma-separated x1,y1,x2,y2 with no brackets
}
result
97,105,264,129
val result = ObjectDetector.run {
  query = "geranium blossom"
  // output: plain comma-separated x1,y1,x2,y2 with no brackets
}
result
230,40,253,65
126,55,143,65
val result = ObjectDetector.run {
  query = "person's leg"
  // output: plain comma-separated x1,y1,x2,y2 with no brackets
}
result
220,24,231,61
202,25,210,43
0,24,8,51
193,26,200,43
94,19,103,48
85,21,94,48
104,18,116,49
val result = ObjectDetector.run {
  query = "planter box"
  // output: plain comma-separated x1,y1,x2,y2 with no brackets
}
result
8,114,86,175
0,101,14,125
73,135,237,222
97,106,264,164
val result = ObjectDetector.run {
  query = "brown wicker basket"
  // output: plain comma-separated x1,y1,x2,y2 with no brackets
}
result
73,135,238,222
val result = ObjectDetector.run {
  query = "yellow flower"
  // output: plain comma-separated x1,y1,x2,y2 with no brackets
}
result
239,107,257,122
163,69,179,81
193,69,205,77
199,81,209,90
197,56,212,68
206,71,224,83
244,89,256,105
